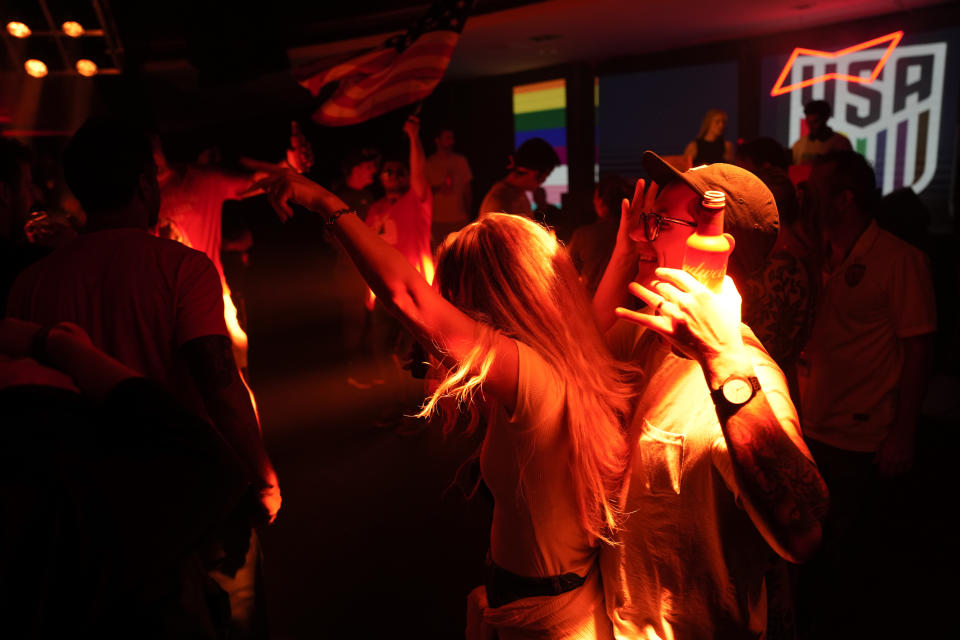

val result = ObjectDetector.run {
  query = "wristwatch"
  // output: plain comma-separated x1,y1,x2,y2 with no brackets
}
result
710,373,761,414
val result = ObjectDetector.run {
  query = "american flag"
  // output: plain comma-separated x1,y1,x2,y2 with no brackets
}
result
297,0,473,126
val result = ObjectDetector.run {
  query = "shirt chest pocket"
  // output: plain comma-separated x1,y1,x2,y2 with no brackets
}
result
637,419,685,495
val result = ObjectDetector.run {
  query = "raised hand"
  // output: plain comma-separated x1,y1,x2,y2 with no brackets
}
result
24,211,78,249
615,268,744,364
617,178,657,255
285,121,314,175
403,114,420,140
245,172,345,222
619,178,659,284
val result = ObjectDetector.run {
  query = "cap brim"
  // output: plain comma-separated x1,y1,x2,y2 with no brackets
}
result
642,150,706,197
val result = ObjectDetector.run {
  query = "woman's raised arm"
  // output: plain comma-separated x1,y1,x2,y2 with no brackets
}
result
251,172,519,411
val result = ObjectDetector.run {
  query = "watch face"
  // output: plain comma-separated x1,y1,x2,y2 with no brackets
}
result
723,378,754,404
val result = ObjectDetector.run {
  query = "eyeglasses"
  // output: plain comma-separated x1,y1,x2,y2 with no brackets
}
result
641,212,698,242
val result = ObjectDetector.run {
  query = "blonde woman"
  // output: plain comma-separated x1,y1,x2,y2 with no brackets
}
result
683,108,735,166
253,170,632,639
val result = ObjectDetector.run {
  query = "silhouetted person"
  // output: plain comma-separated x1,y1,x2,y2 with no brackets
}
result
796,151,936,637
6,117,279,639
153,127,309,370
359,115,433,399
532,185,566,234
0,138,49,316
735,136,790,172
568,173,630,295
332,146,383,385
792,100,852,166
480,137,560,217
0,319,248,638
426,125,473,245
366,115,433,284
333,146,381,221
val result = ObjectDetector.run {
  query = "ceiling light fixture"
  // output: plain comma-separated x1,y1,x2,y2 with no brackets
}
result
6,21,32,38
24,59,49,78
75,59,98,76
62,21,84,38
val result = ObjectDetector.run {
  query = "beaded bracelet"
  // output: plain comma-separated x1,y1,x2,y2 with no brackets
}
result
325,208,357,228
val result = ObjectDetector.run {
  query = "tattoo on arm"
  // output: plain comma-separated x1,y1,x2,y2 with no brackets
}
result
721,393,830,543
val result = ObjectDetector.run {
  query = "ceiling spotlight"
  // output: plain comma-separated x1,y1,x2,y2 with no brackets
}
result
62,21,84,38
24,59,48,78
76,59,98,77
6,21,32,38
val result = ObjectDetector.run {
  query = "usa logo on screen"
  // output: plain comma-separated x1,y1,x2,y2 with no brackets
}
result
779,34,947,195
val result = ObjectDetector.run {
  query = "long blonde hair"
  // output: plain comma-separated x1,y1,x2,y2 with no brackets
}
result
696,108,728,140
420,213,634,544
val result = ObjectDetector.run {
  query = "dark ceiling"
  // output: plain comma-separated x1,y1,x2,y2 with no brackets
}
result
4,0,953,84
1,1,539,81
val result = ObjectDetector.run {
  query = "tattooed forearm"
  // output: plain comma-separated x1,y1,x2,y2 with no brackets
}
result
718,392,830,560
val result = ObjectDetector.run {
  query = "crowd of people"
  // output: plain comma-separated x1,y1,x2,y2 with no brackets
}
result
0,92,946,639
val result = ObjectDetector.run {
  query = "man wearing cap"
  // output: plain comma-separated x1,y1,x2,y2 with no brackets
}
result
479,137,560,218
593,152,829,639
792,100,852,166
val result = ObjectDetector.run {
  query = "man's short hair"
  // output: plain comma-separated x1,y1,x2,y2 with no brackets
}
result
0,137,31,187
736,137,789,170
804,100,832,119
815,150,879,215
63,117,154,214
514,138,560,174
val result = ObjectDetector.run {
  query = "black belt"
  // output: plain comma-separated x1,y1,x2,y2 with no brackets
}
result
484,553,586,608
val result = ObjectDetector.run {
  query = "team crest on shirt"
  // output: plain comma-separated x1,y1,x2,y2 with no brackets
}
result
845,263,866,287
784,39,946,196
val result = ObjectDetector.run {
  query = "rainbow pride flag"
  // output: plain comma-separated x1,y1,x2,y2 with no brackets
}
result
513,78,567,207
